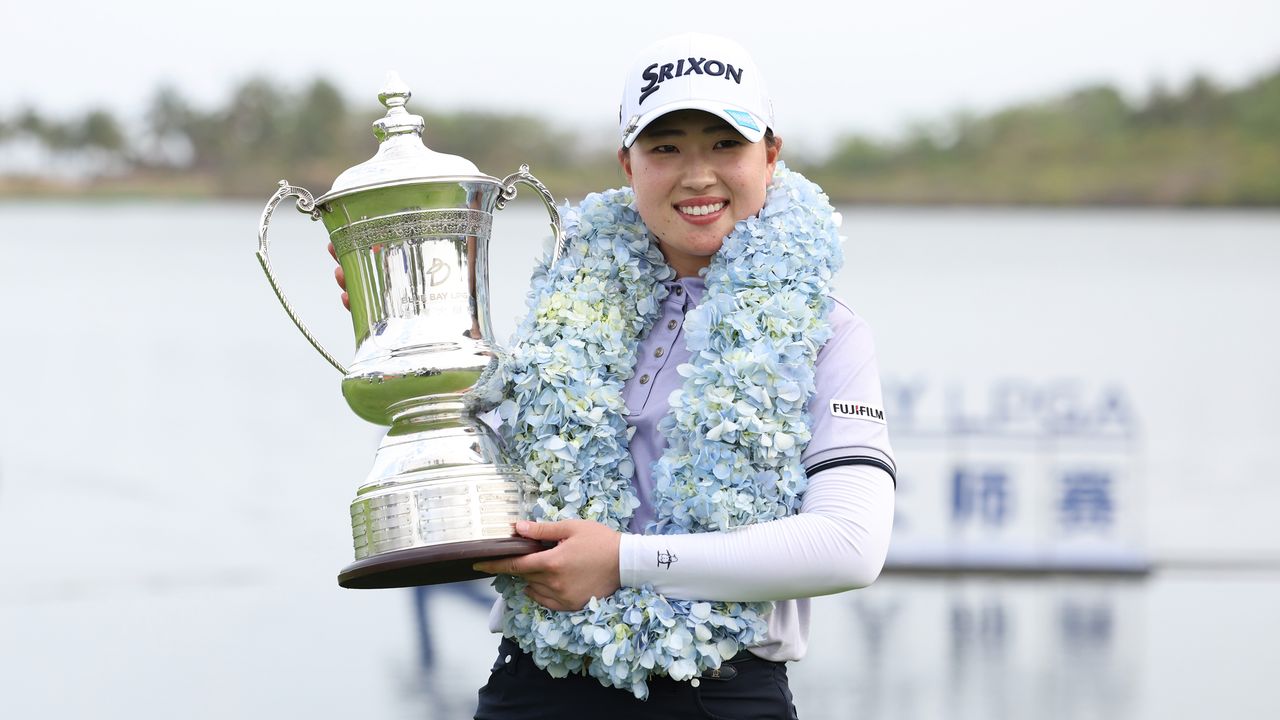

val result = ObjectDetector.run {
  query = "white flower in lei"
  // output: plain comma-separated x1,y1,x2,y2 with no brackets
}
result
493,163,843,699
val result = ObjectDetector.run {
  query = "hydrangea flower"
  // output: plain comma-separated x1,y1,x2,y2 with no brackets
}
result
496,164,843,699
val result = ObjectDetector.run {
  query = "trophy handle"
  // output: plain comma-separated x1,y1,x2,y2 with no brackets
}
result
496,164,567,266
255,179,349,375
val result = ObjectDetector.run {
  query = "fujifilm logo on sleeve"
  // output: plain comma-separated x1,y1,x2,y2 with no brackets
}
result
831,401,887,424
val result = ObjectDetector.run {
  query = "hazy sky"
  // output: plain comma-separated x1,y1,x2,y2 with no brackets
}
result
4,0,1278,152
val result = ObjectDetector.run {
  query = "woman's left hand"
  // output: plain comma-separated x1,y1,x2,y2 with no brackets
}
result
473,520,622,612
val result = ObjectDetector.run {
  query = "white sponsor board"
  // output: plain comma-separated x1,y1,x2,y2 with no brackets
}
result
882,377,1147,572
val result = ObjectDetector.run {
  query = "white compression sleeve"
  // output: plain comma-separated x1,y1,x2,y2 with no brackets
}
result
618,464,895,602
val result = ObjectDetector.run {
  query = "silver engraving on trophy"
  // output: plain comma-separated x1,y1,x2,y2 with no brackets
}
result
255,72,564,588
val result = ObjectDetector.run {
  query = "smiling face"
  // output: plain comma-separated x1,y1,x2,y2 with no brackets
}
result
618,110,780,277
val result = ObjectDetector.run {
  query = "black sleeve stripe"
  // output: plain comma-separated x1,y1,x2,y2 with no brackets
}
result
805,457,897,488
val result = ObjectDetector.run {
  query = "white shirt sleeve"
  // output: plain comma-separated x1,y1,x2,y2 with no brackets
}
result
617,463,894,602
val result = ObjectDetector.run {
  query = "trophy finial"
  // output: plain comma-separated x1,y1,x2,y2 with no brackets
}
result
373,70,425,141
378,71,412,109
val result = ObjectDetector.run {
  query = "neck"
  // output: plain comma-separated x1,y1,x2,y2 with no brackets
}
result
658,247,712,278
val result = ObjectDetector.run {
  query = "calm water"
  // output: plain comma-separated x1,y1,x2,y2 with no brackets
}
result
1,201,1277,718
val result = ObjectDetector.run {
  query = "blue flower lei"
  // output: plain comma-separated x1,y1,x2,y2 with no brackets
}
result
493,163,843,699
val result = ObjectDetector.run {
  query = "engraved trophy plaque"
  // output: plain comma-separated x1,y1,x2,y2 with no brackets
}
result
255,73,563,588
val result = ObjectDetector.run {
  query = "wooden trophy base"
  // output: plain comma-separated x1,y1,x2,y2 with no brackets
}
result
338,537,546,588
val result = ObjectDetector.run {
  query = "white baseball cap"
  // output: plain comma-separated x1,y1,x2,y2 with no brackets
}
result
619,33,774,148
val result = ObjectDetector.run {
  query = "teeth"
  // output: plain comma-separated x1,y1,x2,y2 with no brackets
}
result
679,202,725,217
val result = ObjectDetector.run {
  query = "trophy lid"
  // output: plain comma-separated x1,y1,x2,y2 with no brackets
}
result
314,72,496,205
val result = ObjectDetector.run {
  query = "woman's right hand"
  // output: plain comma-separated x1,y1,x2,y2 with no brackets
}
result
327,242,350,310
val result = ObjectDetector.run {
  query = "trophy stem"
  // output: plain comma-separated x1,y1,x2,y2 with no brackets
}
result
387,399,466,433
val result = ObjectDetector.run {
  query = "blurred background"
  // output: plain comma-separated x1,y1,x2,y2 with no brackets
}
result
1,1,1277,718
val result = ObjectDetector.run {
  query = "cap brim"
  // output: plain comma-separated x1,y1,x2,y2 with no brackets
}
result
622,99,768,148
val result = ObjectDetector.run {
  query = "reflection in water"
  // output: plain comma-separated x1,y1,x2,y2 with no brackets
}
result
850,597,903,719
411,579,495,670
398,579,499,719
948,596,1010,720
795,575,1145,720
396,575,1147,720
1056,593,1136,720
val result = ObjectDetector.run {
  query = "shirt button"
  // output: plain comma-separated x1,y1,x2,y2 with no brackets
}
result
667,319,678,331
674,286,684,296
639,374,650,385
654,347,664,358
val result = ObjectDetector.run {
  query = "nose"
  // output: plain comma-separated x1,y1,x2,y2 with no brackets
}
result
680,154,716,191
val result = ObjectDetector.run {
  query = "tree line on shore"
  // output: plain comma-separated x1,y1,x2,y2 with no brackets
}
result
2,66,1277,205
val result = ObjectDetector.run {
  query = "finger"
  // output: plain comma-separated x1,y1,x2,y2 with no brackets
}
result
473,548,554,577
523,585,570,612
472,559,509,576
524,579,558,599
333,264,350,310
515,519,575,542
523,586,556,610
327,241,338,262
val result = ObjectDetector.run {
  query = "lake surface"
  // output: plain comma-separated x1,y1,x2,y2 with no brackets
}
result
0,200,1277,718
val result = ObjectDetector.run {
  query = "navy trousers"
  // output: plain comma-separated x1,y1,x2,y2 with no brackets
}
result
474,637,800,719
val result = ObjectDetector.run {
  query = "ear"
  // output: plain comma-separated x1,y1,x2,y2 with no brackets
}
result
618,148,633,182
765,135,782,176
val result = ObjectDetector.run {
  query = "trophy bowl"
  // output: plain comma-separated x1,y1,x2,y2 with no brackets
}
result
255,73,563,588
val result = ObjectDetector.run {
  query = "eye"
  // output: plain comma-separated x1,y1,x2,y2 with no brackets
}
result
714,138,743,150
651,144,679,154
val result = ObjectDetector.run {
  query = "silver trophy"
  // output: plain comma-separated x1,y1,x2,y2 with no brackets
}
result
255,73,563,588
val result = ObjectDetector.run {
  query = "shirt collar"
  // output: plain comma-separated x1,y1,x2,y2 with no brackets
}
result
665,275,706,305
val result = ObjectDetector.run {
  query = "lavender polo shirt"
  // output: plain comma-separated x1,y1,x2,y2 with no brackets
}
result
623,276,896,534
